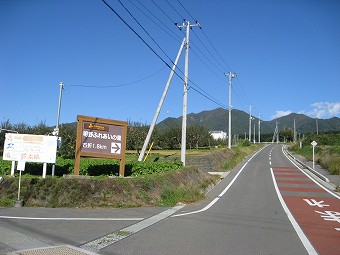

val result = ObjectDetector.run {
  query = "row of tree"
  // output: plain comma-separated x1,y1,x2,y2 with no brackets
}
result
1,120,295,159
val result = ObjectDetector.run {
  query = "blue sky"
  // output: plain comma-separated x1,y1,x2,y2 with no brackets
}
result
1,0,340,127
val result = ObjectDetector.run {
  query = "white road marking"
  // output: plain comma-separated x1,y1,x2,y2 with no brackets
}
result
173,145,268,217
81,205,184,251
282,146,340,200
0,216,144,221
270,167,318,255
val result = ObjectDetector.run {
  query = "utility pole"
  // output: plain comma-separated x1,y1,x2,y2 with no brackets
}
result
249,105,253,142
177,20,200,166
54,82,64,136
316,118,319,135
258,114,261,143
294,118,297,142
225,72,236,149
272,121,279,143
138,38,186,162
253,124,256,144
51,81,64,177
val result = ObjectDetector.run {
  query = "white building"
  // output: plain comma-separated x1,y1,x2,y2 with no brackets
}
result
210,131,227,140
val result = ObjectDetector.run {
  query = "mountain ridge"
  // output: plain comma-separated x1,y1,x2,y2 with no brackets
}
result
156,108,340,134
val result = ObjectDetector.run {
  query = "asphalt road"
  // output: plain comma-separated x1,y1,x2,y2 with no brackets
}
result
1,144,339,255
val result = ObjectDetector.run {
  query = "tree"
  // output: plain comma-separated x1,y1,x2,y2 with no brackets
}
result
280,129,294,142
126,122,150,153
57,124,77,158
187,125,211,148
158,126,182,149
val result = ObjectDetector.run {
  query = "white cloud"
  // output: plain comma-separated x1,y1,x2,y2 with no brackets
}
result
309,102,340,118
271,110,292,120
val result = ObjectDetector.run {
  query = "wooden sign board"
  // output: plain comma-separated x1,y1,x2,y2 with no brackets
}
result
74,115,128,177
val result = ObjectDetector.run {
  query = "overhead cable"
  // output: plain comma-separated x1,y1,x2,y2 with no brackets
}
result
69,67,166,88
101,0,172,70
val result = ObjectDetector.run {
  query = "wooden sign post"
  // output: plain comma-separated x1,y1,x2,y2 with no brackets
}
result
74,115,128,177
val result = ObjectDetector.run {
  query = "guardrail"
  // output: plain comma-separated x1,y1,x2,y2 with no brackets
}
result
283,146,330,183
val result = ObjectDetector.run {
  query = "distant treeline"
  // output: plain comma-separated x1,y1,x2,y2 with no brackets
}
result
1,120,338,159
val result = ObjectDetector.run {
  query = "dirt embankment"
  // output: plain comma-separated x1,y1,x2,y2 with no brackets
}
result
0,149,237,208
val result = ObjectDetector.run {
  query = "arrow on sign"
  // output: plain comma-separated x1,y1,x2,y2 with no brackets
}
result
111,143,121,154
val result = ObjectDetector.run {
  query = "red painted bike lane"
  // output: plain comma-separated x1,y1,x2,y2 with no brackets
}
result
272,166,340,255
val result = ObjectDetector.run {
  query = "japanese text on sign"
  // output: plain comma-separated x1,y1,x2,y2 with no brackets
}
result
3,133,57,163
82,131,121,141
80,121,123,156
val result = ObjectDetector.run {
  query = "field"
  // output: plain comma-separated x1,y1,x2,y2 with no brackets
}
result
0,144,263,208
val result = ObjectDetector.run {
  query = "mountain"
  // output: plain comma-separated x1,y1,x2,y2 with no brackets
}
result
156,108,340,134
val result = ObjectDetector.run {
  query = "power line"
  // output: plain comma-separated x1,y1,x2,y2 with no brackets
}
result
101,0,172,70
69,67,166,88
127,0,182,44
165,0,184,20
116,0,177,68
200,28,234,73
100,0,238,112
176,0,196,21
151,0,176,24
191,30,226,75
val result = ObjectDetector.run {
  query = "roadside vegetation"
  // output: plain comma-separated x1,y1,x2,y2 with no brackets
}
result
0,120,263,208
289,134,340,175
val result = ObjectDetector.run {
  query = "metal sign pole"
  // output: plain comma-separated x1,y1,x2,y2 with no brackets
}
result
17,170,22,201
311,141,317,169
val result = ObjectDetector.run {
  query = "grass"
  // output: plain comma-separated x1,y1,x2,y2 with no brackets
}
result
290,144,340,175
0,144,261,208
223,144,264,170
0,167,218,208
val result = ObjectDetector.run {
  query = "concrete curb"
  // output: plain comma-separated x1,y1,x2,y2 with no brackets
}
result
284,147,330,183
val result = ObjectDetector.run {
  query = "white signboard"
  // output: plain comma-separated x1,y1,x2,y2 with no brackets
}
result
17,161,26,171
3,133,57,163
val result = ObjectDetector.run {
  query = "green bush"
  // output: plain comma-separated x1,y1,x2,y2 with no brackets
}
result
129,161,183,176
241,140,251,147
0,160,12,176
160,186,203,206
290,134,340,175
0,158,183,177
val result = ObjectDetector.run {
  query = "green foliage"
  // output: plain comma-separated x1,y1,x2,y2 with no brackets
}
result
303,134,340,146
187,125,212,148
290,134,340,175
328,157,340,175
223,144,263,170
0,157,183,177
241,139,251,147
128,161,183,176
157,125,212,149
158,125,182,149
57,124,77,158
280,129,294,142
0,160,11,175
0,166,217,208
160,186,203,207
126,122,152,151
